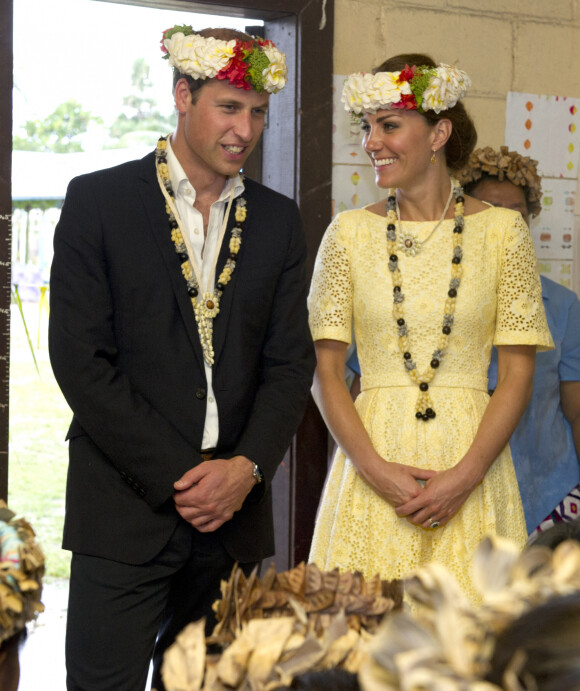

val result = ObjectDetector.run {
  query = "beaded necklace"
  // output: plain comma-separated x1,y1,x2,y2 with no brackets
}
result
386,178,464,421
155,136,246,366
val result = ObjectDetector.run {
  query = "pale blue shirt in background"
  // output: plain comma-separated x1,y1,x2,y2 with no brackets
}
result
166,138,244,450
488,275,580,533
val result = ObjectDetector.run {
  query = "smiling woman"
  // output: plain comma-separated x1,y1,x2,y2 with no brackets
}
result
307,51,552,604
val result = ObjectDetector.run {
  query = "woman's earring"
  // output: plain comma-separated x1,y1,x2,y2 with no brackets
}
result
430,149,437,165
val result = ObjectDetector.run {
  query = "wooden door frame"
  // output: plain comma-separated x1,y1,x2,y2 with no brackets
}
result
1,0,332,569
0,1,13,501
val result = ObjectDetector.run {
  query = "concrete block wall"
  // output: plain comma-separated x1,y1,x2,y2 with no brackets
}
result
332,0,580,292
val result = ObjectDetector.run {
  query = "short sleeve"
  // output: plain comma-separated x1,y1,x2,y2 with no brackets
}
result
308,214,353,343
494,213,554,351
559,292,580,381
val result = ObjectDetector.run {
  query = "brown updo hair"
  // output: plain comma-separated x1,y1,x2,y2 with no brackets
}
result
373,53,477,171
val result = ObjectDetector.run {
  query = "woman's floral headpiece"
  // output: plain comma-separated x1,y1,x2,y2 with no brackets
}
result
342,63,471,116
161,25,287,94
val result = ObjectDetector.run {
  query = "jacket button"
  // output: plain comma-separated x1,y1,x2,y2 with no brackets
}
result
195,387,206,400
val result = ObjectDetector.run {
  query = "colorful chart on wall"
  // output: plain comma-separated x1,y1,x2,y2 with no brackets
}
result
331,74,382,214
331,164,381,216
537,260,575,290
505,92,580,178
333,74,368,165
529,178,576,260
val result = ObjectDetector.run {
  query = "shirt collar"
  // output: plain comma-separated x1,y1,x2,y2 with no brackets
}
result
165,136,245,203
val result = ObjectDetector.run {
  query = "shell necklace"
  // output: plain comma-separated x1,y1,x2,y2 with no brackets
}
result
155,136,246,366
386,177,464,421
396,176,454,256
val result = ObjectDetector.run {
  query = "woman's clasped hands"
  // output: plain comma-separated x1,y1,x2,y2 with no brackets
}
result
394,463,479,530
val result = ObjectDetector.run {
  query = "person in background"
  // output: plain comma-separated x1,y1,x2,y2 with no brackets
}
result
307,54,552,603
0,501,44,691
457,146,580,538
49,26,314,690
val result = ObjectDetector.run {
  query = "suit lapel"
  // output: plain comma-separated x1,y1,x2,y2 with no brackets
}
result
136,153,206,370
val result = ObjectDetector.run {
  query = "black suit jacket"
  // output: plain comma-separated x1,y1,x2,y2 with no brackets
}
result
49,151,315,565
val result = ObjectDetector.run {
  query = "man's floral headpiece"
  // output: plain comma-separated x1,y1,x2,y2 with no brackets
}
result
161,25,287,94
342,63,471,116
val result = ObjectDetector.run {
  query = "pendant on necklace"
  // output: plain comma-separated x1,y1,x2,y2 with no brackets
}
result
200,292,220,319
397,232,422,257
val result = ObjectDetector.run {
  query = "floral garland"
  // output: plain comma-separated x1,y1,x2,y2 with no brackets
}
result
0,501,44,645
386,178,464,421
155,136,246,366
456,146,543,219
161,25,287,94
342,63,471,115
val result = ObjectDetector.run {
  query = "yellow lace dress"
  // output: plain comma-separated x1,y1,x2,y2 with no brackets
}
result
308,206,553,601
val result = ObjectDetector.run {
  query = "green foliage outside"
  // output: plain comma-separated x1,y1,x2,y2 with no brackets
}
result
13,99,103,153
13,58,176,153
9,301,71,581
107,57,176,148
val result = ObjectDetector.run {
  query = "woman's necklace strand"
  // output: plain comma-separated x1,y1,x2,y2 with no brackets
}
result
386,178,465,421
396,176,454,256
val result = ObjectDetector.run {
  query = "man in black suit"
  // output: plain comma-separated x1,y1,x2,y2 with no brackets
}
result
49,26,315,690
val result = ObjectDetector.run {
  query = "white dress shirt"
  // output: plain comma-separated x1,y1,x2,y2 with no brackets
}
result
165,138,244,450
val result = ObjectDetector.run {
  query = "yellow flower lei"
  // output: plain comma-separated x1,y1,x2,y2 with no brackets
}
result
155,136,246,366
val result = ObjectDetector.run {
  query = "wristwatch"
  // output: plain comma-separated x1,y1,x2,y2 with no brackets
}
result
251,462,264,484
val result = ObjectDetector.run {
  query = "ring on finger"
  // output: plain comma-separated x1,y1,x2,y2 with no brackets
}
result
428,517,440,529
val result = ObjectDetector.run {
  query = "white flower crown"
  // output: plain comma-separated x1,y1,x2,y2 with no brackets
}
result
161,26,287,94
342,63,471,115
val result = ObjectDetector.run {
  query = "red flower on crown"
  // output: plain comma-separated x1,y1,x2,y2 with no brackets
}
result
391,93,418,110
397,64,416,84
391,65,418,110
160,28,172,55
215,40,252,90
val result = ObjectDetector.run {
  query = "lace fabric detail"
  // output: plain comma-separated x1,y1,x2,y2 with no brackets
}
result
307,206,552,602
495,213,552,347
308,206,552,385
307,214,354,342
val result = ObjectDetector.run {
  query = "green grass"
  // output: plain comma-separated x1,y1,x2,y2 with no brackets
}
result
9,300,72,581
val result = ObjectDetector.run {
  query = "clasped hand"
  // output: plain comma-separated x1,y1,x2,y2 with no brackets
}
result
394,464,475,529
173,455,256,533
